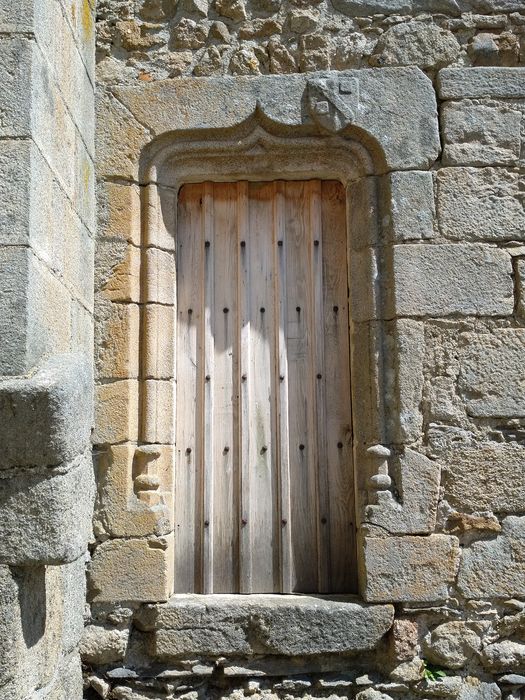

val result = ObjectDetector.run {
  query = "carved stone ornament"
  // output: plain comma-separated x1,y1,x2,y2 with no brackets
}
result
307,76,359,132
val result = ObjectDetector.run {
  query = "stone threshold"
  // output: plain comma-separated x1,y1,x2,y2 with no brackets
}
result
135,594,394,659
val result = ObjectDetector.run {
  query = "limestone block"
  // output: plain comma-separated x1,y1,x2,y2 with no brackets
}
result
438,67,525,99
80,624,129,665
363,535,460,602
74,131,96,234
481,640,525,673
144,248,175,305
0,36,33,136
142,304,175,379
141,380,175,444
112,68,440,172
370,22,460,71
350,248,380,322
391,244,513,317
96,89,150,181
347,176,379,251
423,621,482,669
444,441,525,513
88,535,173,602
388,318,425,443
96,239,141,303
442,102,522,167
365,449,440,535
94,443,173,538
136,594,394,658
60,556,87,655
0,248,73,374
63,216,94,312
458,329,525,418
94,380,139,444
458,516,525,599
0,140,31,246
31,51,77,202
145,183,177,251
0,353,92,469
32,0,95,152
0,564,70,698
437,168,525,242
95,299,140,380
0,453,94,565
386,171,435,242
98,181,142,246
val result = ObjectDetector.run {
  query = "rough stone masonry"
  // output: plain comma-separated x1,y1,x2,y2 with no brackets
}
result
1,0,525,699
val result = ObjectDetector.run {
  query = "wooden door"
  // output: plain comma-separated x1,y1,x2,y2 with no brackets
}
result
174,180,356,594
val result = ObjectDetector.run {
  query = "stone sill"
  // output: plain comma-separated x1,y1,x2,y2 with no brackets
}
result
135,594,394,659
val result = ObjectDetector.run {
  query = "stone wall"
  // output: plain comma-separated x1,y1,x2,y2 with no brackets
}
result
0,0,96,698
58,0,525,699
87,13,525,696
95,0,525,82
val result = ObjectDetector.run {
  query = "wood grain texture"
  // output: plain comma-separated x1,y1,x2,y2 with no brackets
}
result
175,179,355,593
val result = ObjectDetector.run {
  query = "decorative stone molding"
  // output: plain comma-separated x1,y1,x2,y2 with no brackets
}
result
93,67,447,603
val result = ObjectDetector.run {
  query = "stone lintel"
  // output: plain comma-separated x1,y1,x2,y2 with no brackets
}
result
110,67,439,173
135,594,394,659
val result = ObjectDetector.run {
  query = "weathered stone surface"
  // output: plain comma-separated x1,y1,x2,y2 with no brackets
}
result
332,0,461,15
438,67,525,99
388,619,419,663
0,453,94,565
61,556,88,655
94,380,139,444
363,535,460,602
112,68,440,172
437,168,525,242
387,318,425,443
80,625,129,665
356,690,393,700
442,102,522,166
387,171,436,241
458,329,525,418
458,516,525,599
94,443,172,538
424,621,482,669
391,244,513,317
365,449,440,534
457,681,502,700
95,299,140,380
481,640,525,673
0,247,71,376
136,595,394,658
444,441,525,513
371,22,460,70
0,353,92,469
88,535,173,603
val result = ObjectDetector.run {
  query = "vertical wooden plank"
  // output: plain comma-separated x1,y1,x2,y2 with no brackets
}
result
174,183,204,593
238,181,252,593
243,181,279,593
202,181,214,593
311,180,331,593
321,180,356,593
284,180,319,593
274,181,292,594
211,182,239,592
